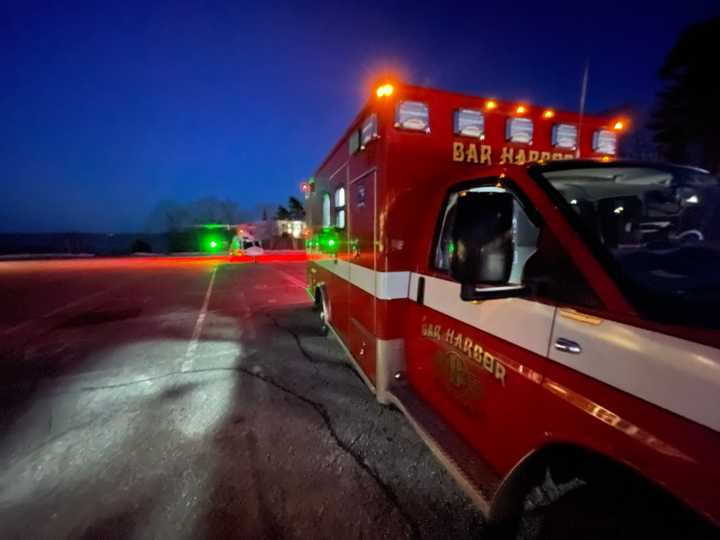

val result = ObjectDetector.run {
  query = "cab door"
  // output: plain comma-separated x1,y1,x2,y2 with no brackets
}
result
405,180,555,473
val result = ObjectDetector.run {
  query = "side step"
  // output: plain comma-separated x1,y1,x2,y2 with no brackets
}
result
387,382,501,516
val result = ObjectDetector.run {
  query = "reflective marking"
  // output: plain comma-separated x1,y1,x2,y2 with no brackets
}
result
558,308,603,325
181,267,218,372
314,258,720,436
543,378,691,461
550,313,720,433
313,259,410,300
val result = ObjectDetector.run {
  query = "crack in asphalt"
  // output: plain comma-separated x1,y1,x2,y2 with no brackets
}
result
33,359,420,538
5,313,421,538
66,362,421,538
264,312,362,397
24,358,420,538
265,314,317,364
229,363,422,540
259,315,421,538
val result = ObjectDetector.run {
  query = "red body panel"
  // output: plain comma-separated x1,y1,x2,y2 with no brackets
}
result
305,82,720,526
540,357,720,524
405,301,547,473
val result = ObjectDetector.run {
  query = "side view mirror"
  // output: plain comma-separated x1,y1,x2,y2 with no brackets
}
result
449,191,526,301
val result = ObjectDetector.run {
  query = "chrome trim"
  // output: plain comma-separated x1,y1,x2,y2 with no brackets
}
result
554,337,582,354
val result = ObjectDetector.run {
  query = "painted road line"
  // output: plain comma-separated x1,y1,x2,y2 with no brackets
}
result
272,267,307,289
181,267,218,372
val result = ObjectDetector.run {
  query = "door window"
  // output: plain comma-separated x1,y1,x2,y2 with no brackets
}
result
434,185,539,284
433,181,602,309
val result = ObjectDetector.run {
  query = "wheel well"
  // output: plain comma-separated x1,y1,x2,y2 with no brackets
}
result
489,443,701,527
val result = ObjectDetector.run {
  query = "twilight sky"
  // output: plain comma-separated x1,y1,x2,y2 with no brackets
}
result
2,0,717,232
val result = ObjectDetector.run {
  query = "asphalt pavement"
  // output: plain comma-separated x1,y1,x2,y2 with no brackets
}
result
0,257,483,539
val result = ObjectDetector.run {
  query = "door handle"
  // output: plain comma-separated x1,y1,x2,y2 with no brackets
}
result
554,337,582,354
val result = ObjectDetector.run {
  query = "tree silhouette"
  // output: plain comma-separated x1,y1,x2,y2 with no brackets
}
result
649,16,720,173
275,205,290,220
288,197,306,220
145,198,250,232
275,197,305,220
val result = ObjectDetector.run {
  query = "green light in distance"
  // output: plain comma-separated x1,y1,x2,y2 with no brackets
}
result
203,235,223,252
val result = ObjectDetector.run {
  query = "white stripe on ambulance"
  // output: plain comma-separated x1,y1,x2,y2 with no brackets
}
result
312,260,720,433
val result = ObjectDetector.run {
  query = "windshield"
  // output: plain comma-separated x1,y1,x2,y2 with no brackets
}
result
542,164,720,326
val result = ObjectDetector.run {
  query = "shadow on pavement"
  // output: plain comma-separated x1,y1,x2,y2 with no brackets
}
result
0,262,483,539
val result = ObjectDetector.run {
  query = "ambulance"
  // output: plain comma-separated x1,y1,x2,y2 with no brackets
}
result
304,81,719,537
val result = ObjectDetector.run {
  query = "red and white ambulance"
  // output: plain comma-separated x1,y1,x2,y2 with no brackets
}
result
304,81,720,536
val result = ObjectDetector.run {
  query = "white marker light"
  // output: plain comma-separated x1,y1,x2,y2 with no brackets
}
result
395,101,430,132
552,123,578,149
506,117,533,144
593,129,617,155
454,108,485,138
361,114,378,148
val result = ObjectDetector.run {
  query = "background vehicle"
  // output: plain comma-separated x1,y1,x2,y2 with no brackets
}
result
304,81,719,537
231,233,264,256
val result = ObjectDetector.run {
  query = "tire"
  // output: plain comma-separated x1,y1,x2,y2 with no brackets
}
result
511,467,715,540
314,289,329,336
519,483,621,540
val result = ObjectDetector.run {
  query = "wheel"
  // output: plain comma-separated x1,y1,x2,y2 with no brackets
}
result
509,467,715,540
517,479,620,540
314,289,329,336
318,304,329,336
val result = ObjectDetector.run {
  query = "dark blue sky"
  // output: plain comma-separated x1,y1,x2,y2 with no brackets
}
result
2,0,717,232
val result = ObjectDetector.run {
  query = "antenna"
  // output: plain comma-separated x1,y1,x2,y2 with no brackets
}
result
577,59,590,158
